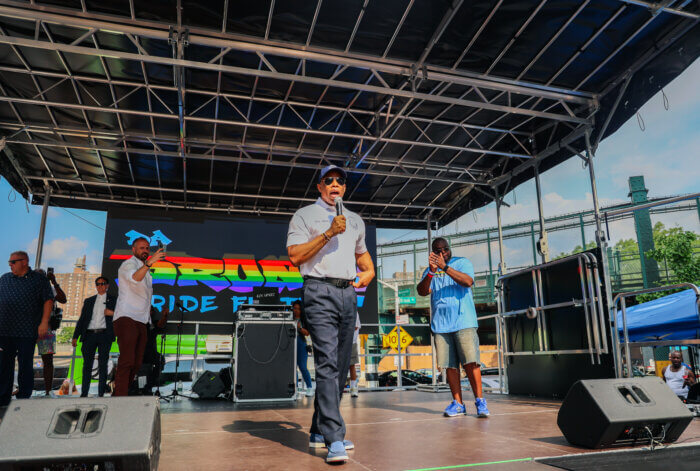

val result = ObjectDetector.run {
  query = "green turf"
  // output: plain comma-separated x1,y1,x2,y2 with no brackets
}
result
404,458,533,471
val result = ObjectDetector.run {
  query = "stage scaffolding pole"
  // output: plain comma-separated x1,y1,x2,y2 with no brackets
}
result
534,165,550,263
496,191,506,277
427,213,437,388
584,130,620,377
495,190,508,393
35,184,51,269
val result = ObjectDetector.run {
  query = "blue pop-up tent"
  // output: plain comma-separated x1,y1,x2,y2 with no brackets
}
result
617,289,700,342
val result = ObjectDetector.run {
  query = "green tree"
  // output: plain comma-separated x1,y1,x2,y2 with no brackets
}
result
554,241,597,260
614,237,638,253
637,225,700,302
56,326,75,344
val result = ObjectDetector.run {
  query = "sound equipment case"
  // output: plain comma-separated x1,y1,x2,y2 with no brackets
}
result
233,308,297,403
500,249,616,397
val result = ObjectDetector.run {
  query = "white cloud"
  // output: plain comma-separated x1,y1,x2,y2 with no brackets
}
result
604,134,700,197
26,236,90,273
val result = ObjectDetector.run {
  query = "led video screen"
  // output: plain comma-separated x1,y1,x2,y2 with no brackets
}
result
101,208,378,334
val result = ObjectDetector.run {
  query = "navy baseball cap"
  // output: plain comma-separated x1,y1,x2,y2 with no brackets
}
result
318,165,347,182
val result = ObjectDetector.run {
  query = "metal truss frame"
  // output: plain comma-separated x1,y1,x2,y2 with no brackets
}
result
0,0,695,225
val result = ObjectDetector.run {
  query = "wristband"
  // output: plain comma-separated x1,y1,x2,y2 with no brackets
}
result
428,271,436,277
322,232,331,242
426,273,433,279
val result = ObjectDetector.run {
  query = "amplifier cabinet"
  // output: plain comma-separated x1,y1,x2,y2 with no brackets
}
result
233,319,297,402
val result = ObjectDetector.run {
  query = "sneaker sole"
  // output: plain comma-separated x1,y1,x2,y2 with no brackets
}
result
444,411,466,417
477,413,490,418
311,442,355,450
326,456,348,463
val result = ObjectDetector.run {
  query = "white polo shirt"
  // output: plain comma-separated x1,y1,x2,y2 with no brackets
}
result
287,197,367,280
113,255,152,324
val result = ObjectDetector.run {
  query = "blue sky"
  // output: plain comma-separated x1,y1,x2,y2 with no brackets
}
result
0,60,697,276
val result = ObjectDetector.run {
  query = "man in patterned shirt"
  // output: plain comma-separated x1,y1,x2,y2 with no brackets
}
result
0,251,54,406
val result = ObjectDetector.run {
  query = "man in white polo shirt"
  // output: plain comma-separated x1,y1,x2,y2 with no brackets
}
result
287,165,375,464
112,237,165,396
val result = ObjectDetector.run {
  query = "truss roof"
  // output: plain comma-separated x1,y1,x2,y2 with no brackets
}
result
0,0,697,228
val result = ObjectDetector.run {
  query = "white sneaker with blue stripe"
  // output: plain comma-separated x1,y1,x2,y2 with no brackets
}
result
326,441,348,463
309,433,354,449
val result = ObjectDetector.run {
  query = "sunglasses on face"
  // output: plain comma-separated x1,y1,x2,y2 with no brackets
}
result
8,258,26,264
433,247,450,254
322,176,346,186
96,282,108,286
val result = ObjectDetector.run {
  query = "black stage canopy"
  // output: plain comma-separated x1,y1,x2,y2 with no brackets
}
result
0,0,697,228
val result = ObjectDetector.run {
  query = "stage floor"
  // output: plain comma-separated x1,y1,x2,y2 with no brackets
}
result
159,391,700,470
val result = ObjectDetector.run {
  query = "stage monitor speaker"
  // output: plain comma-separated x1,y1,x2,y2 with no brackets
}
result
557,377,693,448
192,370,226,399
0,397,160,470
234,319,297,402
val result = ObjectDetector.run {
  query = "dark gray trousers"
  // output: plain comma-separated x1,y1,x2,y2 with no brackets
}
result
80,331,113,397
302,279,356,444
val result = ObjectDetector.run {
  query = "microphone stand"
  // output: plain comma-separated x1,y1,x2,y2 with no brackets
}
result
162,302,192,400
155,325,169,402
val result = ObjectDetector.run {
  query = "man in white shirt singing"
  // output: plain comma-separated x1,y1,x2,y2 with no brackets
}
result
112,237,165,396
72,276,117,397
287,165,375,464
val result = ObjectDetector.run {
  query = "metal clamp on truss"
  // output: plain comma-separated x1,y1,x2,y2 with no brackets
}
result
408,64,428,92
496,252,609,365
168,26,190,47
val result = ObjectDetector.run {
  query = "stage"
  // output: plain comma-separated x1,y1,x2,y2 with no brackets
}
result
159,391,700,470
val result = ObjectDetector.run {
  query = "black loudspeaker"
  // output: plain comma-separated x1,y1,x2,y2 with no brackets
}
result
0,397,160,470
234,319,297,402
192,370,225,399
219,366,233,391
558,377,693,448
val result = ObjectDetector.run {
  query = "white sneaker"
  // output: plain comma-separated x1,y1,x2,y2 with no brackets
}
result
350,386,359,397
305,388,315,397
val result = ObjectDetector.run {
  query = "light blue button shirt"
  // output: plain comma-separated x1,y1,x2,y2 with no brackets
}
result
421,257,477,333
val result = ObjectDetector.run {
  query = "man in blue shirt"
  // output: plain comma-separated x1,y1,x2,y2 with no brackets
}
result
417,238,489,418
0,251,54,406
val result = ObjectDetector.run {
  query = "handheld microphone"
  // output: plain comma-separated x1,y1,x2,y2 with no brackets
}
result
335,197,344,216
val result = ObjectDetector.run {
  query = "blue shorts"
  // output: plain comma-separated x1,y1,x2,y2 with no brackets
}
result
434,328,480,369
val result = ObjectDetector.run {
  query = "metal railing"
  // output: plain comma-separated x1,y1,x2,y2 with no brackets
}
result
41,319,504,395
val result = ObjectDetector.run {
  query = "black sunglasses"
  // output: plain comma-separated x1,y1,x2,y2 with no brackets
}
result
322,176,346,186
433,247,450,253
95,282,108,286
8,258,26,264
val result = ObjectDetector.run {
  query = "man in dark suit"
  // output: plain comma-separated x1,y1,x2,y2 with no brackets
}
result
72,276,116,397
